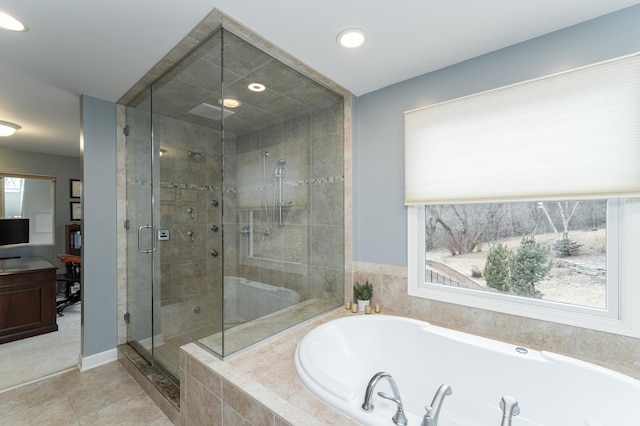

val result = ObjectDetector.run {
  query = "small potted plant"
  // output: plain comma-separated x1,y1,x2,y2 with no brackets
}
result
354,280,373,312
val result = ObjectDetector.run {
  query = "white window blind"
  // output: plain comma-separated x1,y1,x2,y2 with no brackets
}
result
404,53,640,205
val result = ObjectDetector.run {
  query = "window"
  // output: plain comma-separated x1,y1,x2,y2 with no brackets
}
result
2,176,25,217
0,173,55,245
423,200,608,308
404,54,640,337
408,198,640,337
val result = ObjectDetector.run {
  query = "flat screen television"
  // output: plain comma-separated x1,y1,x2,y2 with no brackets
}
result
0,218,30,246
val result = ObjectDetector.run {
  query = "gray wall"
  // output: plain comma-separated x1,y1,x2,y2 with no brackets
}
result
354,4,640,266
80,95,117,357
0,147,81,264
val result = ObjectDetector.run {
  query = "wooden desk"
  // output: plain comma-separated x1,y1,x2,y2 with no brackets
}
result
0,256,58,344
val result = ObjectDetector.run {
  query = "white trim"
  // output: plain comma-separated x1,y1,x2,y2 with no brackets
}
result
618,198,640,333
78,348,118,372
407,202,640,338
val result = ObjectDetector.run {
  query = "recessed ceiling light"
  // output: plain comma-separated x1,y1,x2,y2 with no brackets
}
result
248,83,266,92
0,120,21,137
337,28,366,49
0,10,28,32
219,98,241,109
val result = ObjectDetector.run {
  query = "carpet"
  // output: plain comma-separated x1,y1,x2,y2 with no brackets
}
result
0,303,81,392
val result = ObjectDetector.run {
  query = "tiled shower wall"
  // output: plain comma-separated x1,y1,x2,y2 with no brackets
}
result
154,115,224,338
232,102,344,304
150,100,344,340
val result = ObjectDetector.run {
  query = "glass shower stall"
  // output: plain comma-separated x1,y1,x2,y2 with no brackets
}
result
124,27,345,384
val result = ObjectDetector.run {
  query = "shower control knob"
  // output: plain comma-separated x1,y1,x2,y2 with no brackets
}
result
210,250,219,257
211,199,219,207
210,224,219,232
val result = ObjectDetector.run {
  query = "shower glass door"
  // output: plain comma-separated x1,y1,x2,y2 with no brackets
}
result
126,29,224,384
149,28,224,379
125,88,155,367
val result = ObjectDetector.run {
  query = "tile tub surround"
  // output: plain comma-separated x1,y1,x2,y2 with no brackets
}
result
180,308,359,426
180,268,640,425
351,261,640,381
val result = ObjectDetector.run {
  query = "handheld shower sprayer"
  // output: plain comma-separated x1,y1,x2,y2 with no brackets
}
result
261,153,290,231
273,159,289,226
275,159,286,177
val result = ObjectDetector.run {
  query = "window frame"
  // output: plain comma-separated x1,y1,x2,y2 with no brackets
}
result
407,198,640,337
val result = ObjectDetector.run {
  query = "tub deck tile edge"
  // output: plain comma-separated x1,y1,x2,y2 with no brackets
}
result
180,308,359,425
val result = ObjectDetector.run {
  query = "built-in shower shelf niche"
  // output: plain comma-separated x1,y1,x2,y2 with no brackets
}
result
240,255,308,276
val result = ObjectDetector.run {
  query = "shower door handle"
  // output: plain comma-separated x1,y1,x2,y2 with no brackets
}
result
138,225,157,253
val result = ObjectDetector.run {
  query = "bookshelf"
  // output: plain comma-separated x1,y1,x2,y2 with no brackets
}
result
66,224,81,256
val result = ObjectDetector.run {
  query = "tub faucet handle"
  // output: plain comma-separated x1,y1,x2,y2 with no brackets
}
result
422,384,453,426
377,391,408,426
499,396,520,426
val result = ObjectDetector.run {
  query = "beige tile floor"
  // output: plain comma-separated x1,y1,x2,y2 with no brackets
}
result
0,361,172,425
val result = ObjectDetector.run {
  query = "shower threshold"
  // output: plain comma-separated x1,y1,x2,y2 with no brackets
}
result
118,344,180,423
198,298,337,356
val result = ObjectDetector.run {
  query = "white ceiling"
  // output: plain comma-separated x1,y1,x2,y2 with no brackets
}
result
1,0,639,158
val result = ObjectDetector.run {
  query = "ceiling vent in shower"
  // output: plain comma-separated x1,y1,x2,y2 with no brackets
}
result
188,102,235,121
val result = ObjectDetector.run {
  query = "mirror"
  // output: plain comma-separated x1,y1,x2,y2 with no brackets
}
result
0,173,55,245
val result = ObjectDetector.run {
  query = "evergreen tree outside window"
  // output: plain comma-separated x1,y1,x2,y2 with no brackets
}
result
408,199,640,337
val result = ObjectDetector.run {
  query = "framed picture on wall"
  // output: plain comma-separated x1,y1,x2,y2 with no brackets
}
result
70,202,81,221
70,179,81,198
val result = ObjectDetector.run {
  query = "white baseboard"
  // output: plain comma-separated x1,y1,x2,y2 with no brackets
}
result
78,348,118,372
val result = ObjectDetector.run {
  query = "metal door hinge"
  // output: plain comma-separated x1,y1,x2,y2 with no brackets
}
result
124,312,130,324
124,219,130,230
123,125,130,136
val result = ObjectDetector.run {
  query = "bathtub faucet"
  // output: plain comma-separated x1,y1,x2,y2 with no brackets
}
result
361,372,408,426
499,396,520,426
421,383,453,426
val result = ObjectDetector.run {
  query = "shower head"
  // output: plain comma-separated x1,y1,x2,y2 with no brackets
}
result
277,159,286,167
187,150,203,160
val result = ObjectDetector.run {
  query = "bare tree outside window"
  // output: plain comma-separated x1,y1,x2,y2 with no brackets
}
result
425,200,606,308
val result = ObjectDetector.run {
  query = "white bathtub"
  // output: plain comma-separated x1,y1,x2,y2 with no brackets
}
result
224,276,301,324
294,314,640,426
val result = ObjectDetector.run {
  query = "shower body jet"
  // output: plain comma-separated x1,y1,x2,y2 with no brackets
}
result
187,150,203,160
